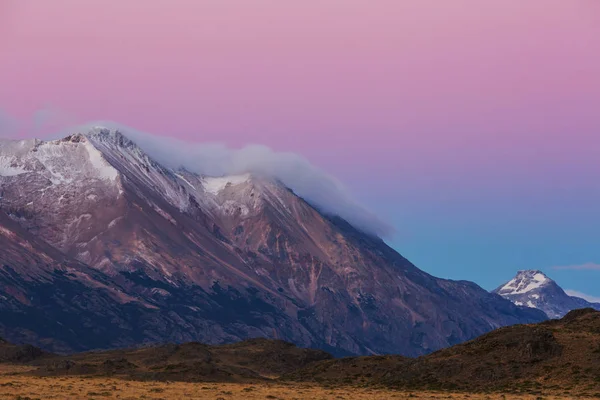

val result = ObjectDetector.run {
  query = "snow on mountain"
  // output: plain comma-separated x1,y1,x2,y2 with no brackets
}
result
84,128,270,218
494,270,600,319
0,127,548,356
0,133,125,253
496,270,549,295
85,127,190,209
201,174,251,195
0,154,29,177
0,135,119,184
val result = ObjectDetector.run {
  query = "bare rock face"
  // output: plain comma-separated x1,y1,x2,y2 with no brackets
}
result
494,270,600,319
0,129,546,356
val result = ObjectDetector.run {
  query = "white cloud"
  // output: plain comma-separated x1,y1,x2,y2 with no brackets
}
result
552,263,600,271
565,290,600,304
56,121,394,237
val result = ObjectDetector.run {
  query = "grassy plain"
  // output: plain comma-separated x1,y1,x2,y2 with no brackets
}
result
0,367,585,400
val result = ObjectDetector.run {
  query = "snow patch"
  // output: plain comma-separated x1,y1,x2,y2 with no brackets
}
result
202,174,250,195
0,156,28,176
500,271,548,295
82,140,119,181
108,217,123,228
175,173,196,190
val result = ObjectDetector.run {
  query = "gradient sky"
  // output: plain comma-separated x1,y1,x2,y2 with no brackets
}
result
1,0,599,299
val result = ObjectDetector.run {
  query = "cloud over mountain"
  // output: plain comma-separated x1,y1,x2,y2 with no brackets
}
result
57,121,394,237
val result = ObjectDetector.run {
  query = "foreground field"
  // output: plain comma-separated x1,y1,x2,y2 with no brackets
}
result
0,373,587,400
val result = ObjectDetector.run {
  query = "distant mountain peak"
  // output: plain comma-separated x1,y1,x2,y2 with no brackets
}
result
494,269,600,319
496,269,552,296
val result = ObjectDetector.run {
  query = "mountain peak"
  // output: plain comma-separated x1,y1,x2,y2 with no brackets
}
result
496,270,551,296
515,269,548,277
494,269,600,319
517,269,545,275
59,133,87,143
0,130,121,183
82,127,138,150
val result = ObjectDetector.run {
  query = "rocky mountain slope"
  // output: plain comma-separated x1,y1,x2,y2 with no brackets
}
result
0,207,160,353
0,128,546,356
285,309,600,396
494,270,600,319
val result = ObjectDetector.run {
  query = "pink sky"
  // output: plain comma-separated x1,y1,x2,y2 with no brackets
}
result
1,1,599,194
1,0,599,204
1,0,600,294
2,1,599,176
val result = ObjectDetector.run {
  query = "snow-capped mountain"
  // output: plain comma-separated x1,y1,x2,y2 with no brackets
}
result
0,128,546,356
494,270,600,319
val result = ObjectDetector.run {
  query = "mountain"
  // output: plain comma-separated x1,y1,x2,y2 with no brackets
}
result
0,336,48,363
0,128,546,356
285,308,600,396
494,270,600,319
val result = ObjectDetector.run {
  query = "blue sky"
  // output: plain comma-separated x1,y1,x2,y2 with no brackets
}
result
358,188,600,301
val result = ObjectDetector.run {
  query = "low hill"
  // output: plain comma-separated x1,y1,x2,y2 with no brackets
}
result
31,338,331,382
0,337,50,363
284,308,600,396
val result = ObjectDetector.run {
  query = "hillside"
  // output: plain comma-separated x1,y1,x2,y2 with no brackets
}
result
284,308,600,396
19,338,330,383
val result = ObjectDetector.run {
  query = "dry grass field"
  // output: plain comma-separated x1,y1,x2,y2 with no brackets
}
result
0,369,586,400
